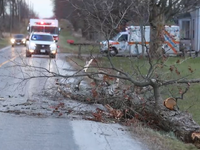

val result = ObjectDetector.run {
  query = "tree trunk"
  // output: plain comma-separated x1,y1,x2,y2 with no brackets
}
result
152,84,163,109
149,5,165,58
140,23,145,57
57,85,200,148
134,99,200,148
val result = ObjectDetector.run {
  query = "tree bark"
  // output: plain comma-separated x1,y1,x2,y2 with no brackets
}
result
140,23,145,57
134,99,200,148
149,5,165,59
152,84,163,109
57,86,200,148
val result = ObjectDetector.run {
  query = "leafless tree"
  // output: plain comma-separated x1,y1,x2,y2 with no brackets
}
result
148,0,200,58
0,0,6,37
48,0,200,147
0,0,38,34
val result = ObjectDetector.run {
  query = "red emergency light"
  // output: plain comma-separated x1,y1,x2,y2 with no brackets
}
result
35,22,52,25
53,36,59,41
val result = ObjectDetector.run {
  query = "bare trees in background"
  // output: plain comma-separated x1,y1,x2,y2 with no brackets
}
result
0,0,6,37
0,0,37,37
50,0,200,146
148,0,200,58
53,0,134,40
51,0,200,114
53,0,200,56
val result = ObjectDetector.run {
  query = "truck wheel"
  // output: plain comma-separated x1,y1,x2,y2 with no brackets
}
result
26,51,31,57
109,47,118,56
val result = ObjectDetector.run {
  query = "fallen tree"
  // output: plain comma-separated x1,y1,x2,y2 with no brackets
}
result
56,72,200,148
25,0,200,148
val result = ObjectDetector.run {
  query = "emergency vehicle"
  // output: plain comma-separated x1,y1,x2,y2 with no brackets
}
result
100,25,180,56
27,19,60,42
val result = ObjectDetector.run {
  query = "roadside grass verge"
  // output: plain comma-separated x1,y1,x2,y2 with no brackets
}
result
100,56,200,124
66,55,200,150
0,38,10,49
131,123,198,150
58,30,100,54
67,55,200,125
60,24,200,149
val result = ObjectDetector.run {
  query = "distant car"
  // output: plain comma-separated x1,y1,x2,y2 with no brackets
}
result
26,32,57,58
10,34,26,47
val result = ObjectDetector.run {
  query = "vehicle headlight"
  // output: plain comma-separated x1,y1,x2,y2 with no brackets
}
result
29,42,36,49
22,38,26,43
11,38,15,43
50,43,57,50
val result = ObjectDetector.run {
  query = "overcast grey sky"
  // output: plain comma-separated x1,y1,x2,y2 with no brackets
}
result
27,0,54,18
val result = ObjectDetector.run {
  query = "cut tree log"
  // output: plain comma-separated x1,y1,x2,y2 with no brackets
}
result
137,99,200,145
57,86,200,148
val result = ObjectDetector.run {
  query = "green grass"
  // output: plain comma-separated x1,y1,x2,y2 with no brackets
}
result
72,55,200,125
64,54,200,150
59,24,200,149
66,45,200,125
102,57,200,125
132,125,198,150
58,29,100,54
158,57,200,124
0,38,10,49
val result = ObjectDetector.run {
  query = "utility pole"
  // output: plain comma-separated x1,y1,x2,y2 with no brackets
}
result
10,1,12,37
18,0,21,22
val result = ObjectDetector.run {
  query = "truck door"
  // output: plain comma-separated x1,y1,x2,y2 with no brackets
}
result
117,34,128,54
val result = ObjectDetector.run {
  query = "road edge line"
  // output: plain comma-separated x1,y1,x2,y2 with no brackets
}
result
0,46,11,51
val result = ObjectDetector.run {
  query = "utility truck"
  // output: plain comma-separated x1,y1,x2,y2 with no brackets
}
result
100,25,180,56
27,19,60,42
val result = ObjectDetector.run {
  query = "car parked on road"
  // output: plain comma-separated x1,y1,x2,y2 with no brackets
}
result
26,32,57,58
10,34,26,47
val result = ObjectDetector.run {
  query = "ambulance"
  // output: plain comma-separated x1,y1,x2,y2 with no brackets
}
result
27,19,60,42
100,25,180,56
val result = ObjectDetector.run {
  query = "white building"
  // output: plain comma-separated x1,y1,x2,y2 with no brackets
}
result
178,9,200,52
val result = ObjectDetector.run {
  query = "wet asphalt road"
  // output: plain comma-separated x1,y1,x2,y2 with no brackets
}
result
0,45,74,99
0,46,148,150
0,45,78,150
0,113,78,150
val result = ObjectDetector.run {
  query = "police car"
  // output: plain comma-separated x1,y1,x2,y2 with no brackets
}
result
26,32,57,58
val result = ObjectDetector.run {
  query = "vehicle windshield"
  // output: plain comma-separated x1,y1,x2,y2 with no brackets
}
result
31,34,53,41
14,34,25,38
30,26,59,34
111,33,121,41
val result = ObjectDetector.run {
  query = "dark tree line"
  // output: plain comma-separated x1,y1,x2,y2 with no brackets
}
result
0,0,37,37
53,0,200,55
52,0,136,40
51,0,200,147
52,0,200,115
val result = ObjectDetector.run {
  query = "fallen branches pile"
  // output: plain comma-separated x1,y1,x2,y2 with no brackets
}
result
56,78,200,148
84,105,124,123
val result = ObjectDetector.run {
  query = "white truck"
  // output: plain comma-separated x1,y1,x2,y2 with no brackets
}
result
27,19,60,42
100,25,180,56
